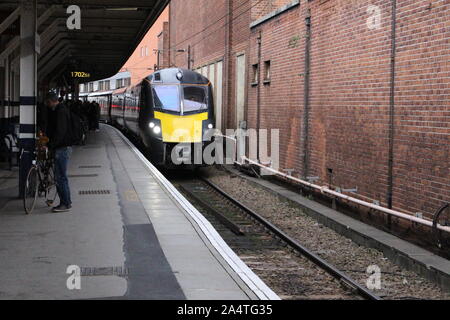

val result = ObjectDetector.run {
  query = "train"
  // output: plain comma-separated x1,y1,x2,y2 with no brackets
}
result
85,68,216,167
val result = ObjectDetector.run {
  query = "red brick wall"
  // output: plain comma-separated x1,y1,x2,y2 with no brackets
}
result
393,0,450,216
169,0,252,129
169,0,450,217
158,21,170,69
169,0,228,69
249,3,304,171
122,7,169,83
306,0,393,209
251,0,296,21
227,0,252,129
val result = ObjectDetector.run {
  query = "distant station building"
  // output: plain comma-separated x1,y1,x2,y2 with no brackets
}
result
79,71,131,102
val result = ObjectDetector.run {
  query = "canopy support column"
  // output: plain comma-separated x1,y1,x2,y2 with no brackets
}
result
19,0,37,197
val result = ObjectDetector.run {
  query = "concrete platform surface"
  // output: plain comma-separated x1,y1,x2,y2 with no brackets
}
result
0,125,277,300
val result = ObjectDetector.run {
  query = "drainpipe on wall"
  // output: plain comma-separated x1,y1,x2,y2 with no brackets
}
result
224,0,232,130
302,9,312,179
387,0,397,221
187,45,192,70
256,31,262,160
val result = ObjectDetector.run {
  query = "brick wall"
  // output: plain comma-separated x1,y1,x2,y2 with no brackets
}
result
249,3,305,171
169,0,228,69
393,0,450,216
122,7,169,83
169,0,252,129
157,21,170,69
227,0,252,129
168,0,450,218
306,0,393,210
251,0,297,21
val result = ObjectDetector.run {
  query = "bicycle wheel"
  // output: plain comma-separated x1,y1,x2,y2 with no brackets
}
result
45,166,58,207
23,166,39,214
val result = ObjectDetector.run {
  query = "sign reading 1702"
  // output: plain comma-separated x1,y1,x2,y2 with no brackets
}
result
71,72,91,78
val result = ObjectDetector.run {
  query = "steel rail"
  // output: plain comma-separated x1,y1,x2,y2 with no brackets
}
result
201,177,382,301
177,183,245,236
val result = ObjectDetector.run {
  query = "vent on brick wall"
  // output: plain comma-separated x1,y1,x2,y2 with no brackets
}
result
79,189,111,195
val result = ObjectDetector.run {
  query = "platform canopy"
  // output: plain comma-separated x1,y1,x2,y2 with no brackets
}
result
0,0,169,83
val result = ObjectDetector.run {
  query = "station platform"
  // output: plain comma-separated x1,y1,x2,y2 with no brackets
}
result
0,125,277,300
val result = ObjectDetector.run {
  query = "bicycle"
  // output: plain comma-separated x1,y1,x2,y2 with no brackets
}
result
23,135,58,214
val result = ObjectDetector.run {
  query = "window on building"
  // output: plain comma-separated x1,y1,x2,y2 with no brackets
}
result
89,82,94,92
140,47,145,57
252,64,259,85
116,79,123,88
264,60,271,83
145,46,149,56
98,81,104,91
104,80,110,91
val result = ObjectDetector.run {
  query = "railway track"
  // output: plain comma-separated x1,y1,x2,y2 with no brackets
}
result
170,174,380,300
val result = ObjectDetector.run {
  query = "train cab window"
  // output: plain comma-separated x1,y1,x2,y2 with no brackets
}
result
152,85,180,113
182,86,207,113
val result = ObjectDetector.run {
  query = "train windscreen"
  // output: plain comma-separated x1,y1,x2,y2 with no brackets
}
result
152,85,180,113
182,86,208,113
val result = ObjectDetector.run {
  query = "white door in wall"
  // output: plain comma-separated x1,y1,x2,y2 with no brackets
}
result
236,54,246,129
215,61,223,131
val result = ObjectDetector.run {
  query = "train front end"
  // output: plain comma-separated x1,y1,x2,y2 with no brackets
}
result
139,68,216,167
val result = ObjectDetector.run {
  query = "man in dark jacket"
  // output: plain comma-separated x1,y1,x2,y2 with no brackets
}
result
46,92,73,213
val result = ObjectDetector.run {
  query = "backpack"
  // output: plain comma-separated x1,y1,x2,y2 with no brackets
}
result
68,110,86,146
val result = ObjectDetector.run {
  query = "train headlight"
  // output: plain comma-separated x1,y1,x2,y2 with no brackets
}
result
153,126,161,134
149,122,155,129
208,124,213,129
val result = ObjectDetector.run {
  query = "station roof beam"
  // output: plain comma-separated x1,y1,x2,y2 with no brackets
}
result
0,0,170,82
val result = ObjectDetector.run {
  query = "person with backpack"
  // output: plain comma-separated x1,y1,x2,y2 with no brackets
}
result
45,92,76,213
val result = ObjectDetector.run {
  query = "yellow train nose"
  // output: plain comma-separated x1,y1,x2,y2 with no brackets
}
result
154,111,208,143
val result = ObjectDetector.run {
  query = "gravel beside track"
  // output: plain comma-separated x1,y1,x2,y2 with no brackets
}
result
173,178,359,300
204,167,450,300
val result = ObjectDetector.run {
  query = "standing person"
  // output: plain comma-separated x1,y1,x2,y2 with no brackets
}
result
88,102,95,131
45,92,73,213
93,102,101,132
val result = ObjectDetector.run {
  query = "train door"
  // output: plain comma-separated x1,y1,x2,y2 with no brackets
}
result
138,83,148,138
108,95,112,123
130,87,140,134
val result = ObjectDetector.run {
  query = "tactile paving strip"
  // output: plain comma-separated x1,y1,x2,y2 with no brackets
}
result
78,189,111,195
80,266,128,277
